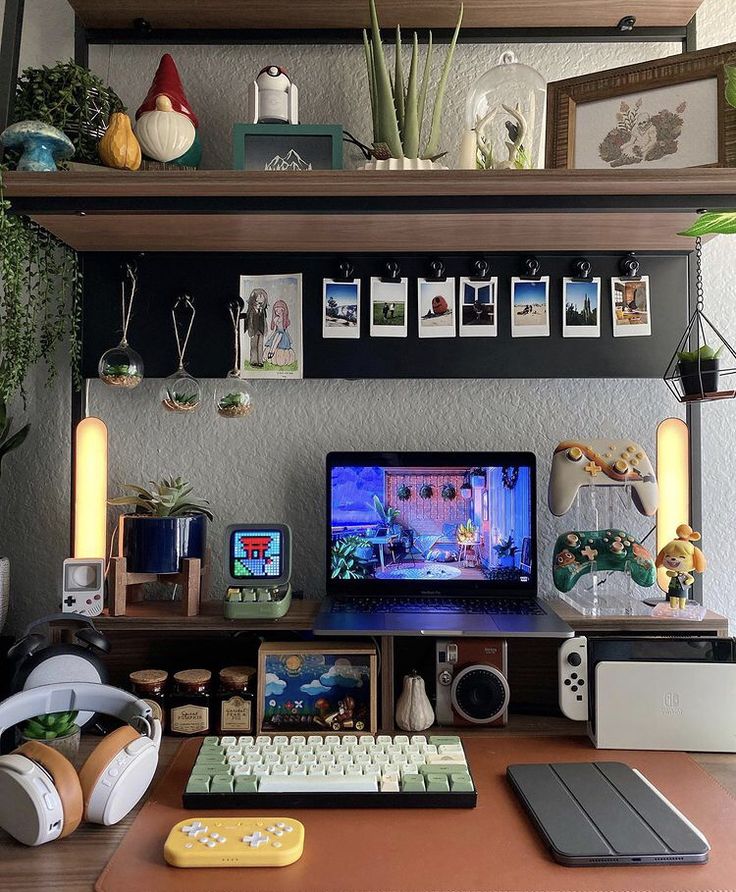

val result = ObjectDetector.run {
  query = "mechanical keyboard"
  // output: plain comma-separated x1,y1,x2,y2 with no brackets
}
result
183,733,477,809
328,596,546,615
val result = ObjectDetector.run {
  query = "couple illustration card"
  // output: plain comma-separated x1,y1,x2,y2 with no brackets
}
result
239,274,303,378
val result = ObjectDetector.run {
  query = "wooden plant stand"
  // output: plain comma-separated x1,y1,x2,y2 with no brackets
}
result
109,556,204,617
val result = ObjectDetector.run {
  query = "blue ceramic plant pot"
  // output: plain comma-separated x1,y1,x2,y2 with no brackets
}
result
120,513,207,574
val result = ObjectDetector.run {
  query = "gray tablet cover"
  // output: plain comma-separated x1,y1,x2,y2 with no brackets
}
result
507,761,709,867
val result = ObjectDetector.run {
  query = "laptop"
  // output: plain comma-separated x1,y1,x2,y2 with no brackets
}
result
313,451,573,637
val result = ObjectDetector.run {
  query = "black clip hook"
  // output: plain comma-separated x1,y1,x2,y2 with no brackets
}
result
571,258,593,282
228,296,244,315
469,258,492,282
425,258,447,282
619,252,641,280
381,260,403,283
521,256,542,280
335,261,356,283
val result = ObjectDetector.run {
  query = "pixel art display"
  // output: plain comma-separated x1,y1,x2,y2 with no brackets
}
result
230,529,282,579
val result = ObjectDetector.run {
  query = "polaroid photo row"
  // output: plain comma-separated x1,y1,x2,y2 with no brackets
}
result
319,274,652,340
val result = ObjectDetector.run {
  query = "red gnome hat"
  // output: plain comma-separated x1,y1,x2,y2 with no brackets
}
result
135,53,199,128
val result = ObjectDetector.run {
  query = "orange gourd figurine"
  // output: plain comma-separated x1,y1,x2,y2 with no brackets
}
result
99,112,142,171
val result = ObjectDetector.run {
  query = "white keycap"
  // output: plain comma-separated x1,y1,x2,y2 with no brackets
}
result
282,752,298,765
424,745,438,755
307,735,323,745
300,753,316,765
256,736,271,746
438,744,465,754
373,753,389,765
262,744,278,755
226,745,243,756
333,745,349,756
387,745,402,755
253,764,270,775
401,764,419,775
273,736,289,745
291,736,306,745
390,753,408,765
406,744,420,755
279,745,295,756
243,745,260,756
237,736,254,747
368,745,384,756
359,735,375,746
355,753,371,766
346,764,364,776
337,753,352,765
426,753,467,766
307,765,326,775
411,736,427,745
364,764,381,776
289,764,307,775
318,754,336,766
315,745,332,756
377,735,392,745
380,774,400,792
220,736,237,747
259,774,378,793
233,765,251,776
327,765,345,775
342,735,358,745
409,753,425,765
325,735,340,745
271,763,289,775
227,754,244,765
393,735,409,745
246,754,262,765
264,753,280,765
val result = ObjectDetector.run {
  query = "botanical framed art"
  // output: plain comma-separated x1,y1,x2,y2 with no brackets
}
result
458,277,498,338
562,277,601,339
323,279,360,339
546,42,736,169
233,123,343,170
610,276,652,337
417,278,456,339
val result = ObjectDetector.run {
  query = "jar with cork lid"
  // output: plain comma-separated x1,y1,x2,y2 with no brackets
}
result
129,669,168,729
216,665,256,735
169,669,212,736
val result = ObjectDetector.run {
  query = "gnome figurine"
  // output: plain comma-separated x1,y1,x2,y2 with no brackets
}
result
135,54,202,168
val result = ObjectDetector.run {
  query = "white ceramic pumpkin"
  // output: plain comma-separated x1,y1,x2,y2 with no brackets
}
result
135,95,196,162
395,671,434,732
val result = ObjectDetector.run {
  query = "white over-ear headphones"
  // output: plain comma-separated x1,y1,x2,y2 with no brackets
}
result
0,683,161,846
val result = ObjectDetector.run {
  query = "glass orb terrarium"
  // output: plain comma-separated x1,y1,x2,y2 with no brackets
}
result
215,372,253,419
160,369,201,413
98,343,144,389
462,51,546,170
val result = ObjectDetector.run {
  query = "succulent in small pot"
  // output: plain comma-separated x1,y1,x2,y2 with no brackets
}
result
441,482,457,501
494,534,518,569
676,344,722,396
110,476,212,574
419,483,433,500
397,483,411,501
21,711,81,762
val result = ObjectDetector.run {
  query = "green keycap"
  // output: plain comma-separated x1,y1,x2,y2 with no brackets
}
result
185,776,210,793
419,764,463,777
449,772,474,792
190,764,218,777
429,736,462,747
210,774,234,793
203,736,220,745
196,755,226,766
234,775,258,793
425,773,450,792
401,775,426,792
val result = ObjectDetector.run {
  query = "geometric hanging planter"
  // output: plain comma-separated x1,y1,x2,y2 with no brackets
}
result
663,237,736,404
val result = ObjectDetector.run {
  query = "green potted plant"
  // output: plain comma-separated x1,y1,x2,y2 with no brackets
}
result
109,476,213,574
419,483,433,500
676,344,722,396
0,394,29,632
20,711,80,762
397,483,411,501
362,0,463,169
494,535,518,569
331,535,373,579
441,482,457,501
372,495,401,534
11,60,123,166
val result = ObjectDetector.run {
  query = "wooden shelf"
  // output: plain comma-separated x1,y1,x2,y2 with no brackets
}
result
5,168,735,252
67,0,704,32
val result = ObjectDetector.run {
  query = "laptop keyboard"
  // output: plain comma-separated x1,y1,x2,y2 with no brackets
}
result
329,596,546,616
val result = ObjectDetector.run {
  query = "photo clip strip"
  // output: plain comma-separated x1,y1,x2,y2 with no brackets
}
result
381,260,403,283
619,252,642,281
521,255,542,281
335,261,356,283
571,257,594,282
425,258,447,282
469,258,492,282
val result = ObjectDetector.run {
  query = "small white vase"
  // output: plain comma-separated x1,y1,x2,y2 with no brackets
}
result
0,556,8,634
362,157,448,171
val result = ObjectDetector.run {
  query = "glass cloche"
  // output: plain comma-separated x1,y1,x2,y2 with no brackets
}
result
463,52,546,170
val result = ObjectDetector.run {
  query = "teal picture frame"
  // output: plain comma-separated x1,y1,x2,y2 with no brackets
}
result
232,123,343,171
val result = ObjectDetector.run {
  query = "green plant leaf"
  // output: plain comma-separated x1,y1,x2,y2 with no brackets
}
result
368,0,403,158
402,33,420,158
678,211,736,237
394,26,405,135
417,31,433,151
424,3,463,159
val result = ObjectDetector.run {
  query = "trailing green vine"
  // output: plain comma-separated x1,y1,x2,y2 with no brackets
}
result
0,169,82,402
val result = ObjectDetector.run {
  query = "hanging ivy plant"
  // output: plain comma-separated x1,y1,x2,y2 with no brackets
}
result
0,172,82,401
441,482,456,501
419,483,433,500
397,483,411,501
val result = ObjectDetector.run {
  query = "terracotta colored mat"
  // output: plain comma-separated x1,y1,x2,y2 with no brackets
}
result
96,736,736,892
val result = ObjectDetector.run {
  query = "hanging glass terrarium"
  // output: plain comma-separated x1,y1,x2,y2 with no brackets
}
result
663,237,736,403
98,262,144,388
461,51,546,170
160,293,201,412
215,299,253,418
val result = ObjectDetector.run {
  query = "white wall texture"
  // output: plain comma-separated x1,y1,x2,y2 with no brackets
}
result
1,0,735,632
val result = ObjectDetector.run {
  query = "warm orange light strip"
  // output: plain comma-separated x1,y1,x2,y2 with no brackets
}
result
73,417,108,559
656,418,689,591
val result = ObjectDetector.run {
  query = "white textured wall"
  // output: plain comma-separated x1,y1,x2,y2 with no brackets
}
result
1,0,735,631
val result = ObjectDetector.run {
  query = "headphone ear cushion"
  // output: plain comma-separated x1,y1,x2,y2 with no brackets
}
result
14,740,84,839
7,634,47,662
79,726,147,824
74,628,111,655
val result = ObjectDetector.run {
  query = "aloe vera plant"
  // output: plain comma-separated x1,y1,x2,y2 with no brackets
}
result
363,0,463,160
22,711,79,740
109,476,213,521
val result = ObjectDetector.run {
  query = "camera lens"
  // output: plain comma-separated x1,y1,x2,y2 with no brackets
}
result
451,665,508,724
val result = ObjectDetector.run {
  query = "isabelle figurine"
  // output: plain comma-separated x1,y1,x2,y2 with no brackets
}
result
655,524,707,609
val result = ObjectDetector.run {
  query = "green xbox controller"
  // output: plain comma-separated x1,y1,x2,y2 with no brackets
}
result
553,529,656,593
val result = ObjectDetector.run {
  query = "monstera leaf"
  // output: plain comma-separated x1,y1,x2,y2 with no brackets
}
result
678,212,736,238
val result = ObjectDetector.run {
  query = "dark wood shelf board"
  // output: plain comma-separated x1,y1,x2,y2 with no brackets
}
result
66,0,703,32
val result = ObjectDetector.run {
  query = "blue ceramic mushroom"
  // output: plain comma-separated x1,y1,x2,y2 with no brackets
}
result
0,120,74,171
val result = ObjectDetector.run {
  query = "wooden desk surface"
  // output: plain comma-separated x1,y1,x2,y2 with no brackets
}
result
2,726,735,892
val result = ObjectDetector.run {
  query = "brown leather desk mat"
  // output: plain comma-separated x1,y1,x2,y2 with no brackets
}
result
96,736,736,892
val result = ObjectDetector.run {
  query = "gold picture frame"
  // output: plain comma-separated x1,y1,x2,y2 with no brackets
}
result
546,42,736,170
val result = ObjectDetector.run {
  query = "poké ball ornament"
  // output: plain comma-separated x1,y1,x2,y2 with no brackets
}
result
98,343,144,389
249,65,299,124
459,51,546,171
160,370,201,413
215,373,253,419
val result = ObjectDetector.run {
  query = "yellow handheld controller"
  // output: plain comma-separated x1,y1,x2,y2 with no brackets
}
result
164,816,305,868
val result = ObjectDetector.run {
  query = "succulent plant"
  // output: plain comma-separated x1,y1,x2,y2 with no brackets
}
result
677,344,723,363
22,710,78,741
419,483,433,500
397,483,411,501
363,0,463,160
441,482,457,501
109,476,213,521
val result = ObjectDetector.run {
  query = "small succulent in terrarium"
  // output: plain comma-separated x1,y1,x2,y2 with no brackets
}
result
161,373,201,412
98,263,145,388
99,357,144,389
217,389,253,418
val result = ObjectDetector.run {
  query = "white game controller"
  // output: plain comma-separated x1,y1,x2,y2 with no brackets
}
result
548,439,658,517
559,636,589,721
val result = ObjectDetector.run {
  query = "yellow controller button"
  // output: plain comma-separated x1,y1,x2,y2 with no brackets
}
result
614,459,629,473
567,447,583,461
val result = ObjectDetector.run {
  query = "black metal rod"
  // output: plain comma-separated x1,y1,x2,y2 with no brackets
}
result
80,24,690,47
0,0,24,131
74,17,90,67
686,248,703,605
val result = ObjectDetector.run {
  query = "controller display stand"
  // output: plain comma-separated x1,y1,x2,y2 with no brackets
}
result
557,484,653,617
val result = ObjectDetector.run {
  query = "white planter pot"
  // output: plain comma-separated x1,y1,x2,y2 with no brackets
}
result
0,556,8,634
362,157,448,171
